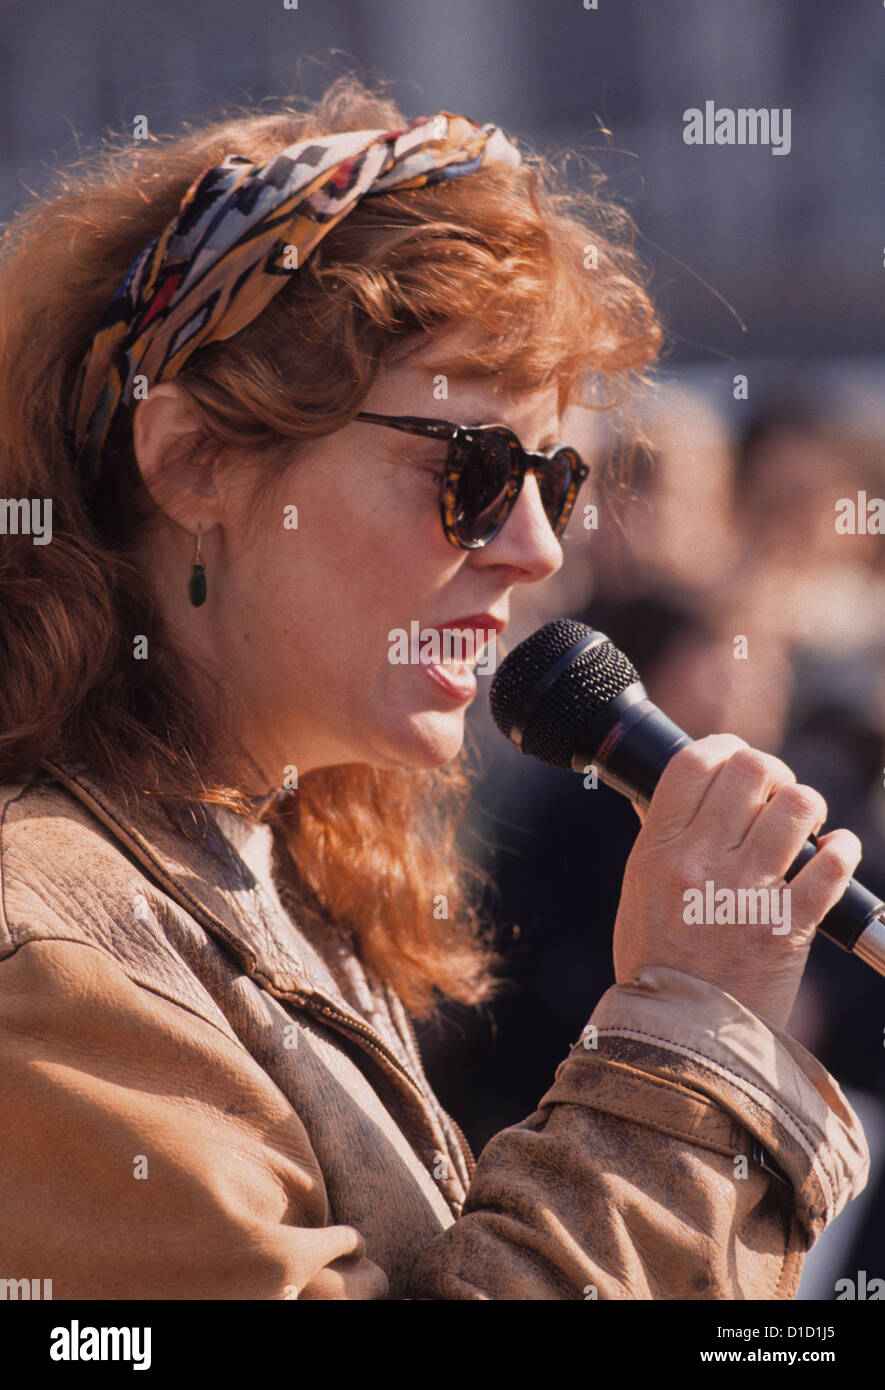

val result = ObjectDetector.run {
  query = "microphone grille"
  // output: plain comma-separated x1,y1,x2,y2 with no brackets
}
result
489,618,639,769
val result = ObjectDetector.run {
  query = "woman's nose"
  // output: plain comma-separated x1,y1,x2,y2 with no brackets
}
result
477,471,564,582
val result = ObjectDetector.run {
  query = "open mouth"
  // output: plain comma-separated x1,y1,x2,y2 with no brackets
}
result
418,628,485,699
430,625,492,669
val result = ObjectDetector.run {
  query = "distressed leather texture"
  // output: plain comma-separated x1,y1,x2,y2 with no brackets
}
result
0,758,870,1300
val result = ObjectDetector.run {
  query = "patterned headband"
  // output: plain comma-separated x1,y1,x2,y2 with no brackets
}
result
68,110,523,482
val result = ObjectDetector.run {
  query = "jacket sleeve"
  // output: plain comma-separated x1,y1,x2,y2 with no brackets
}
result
0,937,389,1299
409,964,870,1300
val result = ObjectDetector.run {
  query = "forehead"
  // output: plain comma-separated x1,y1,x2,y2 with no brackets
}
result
369,327,563,434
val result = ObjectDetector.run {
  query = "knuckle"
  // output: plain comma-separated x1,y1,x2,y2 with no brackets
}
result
658,746,706,792
697,733,748,756
777,782,826,822
669,735,744,777
727,746,773,781
668,743,709,774
763,754,795,786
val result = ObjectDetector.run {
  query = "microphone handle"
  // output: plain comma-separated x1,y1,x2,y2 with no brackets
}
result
572,685,885,977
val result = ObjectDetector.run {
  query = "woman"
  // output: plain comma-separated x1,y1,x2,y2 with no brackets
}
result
0,75,867,1300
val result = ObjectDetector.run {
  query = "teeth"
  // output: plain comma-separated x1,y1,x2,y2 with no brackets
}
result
420,626,486,674
440,634,480,663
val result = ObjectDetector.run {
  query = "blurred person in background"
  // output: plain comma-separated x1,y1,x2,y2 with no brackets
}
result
730,401,885,653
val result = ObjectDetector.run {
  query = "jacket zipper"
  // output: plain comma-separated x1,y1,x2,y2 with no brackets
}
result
268,870,476,1173
267,976,477,1186
263,977,424,1091
399,1007,476,1180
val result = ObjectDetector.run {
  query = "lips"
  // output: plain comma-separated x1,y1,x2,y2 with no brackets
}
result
427,613,507,646
417,648,478,701
432,613,506,666
425,616,503,668
417,613,506,702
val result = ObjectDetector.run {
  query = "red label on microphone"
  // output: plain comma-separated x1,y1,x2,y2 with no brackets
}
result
595,699,653,761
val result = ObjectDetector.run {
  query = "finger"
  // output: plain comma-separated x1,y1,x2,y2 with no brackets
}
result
632,799,646,825
786,827,863,933
692,746,797,849
739,781,828,880
643,734,748,838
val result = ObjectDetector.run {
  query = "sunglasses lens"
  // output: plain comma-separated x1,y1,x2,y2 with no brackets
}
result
538,449,581,536
452,434,516,545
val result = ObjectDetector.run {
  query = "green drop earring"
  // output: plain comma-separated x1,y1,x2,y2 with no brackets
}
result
188,523,207,607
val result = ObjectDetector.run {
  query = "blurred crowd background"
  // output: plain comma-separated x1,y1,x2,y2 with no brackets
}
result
3,0,882,1298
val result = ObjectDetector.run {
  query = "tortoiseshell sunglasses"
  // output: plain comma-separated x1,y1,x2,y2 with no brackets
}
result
355,411,591,550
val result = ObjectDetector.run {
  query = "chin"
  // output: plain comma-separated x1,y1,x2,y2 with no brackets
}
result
377,710,468,770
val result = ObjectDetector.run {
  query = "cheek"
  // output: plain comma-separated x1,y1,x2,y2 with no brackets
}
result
251,468,457,651
320,467,456,596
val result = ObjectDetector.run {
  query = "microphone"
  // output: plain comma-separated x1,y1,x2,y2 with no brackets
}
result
489,617,885,978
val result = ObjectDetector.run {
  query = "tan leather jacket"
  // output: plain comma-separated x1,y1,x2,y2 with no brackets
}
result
0,758,869,1299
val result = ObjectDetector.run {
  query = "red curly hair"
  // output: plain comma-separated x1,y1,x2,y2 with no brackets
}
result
0,73,662,1016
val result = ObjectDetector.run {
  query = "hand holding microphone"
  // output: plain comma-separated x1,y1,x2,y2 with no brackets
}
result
614,733,859,1028
489,619,885,1027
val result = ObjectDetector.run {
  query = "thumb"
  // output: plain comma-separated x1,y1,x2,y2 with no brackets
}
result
631,799,646,826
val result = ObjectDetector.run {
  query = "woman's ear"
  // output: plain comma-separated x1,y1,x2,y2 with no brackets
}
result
132,382,221,532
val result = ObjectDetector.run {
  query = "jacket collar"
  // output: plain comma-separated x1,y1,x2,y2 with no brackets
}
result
36,755,350,1010
34,754,471,1180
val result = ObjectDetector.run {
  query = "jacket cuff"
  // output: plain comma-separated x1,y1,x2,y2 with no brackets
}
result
549,964,870,1245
